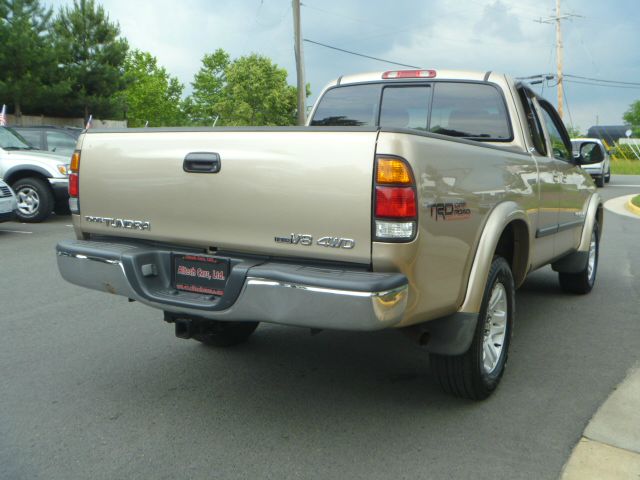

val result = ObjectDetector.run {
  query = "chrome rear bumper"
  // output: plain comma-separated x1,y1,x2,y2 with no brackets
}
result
56,239,408,331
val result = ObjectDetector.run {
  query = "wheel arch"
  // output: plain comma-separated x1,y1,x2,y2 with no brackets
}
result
4,167,53,186
459,202,531,314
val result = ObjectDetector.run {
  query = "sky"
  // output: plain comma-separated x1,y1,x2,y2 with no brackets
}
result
47,0,640,131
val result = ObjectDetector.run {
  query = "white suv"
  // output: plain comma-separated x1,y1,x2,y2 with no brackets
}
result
571,138,611,187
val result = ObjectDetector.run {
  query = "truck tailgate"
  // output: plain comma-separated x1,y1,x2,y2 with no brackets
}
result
78,129,377,264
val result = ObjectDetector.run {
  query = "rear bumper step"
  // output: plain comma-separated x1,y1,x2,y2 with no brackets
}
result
56,239,408,331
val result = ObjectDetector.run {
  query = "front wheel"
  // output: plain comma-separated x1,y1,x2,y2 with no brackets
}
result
595,175,605,188
193,320,259,347
559,222,599,294
430,256,515,400
12,177,54,223
605,168,611,183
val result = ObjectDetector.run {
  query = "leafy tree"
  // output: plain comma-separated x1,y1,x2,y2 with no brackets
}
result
120,50,185,127
184,49,230,125
53,0,128,120
0,0,65,117
219,54,298,126
623,100,640,137
186,50,305,126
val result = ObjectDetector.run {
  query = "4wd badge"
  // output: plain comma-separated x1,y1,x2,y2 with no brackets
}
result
274,233,355,249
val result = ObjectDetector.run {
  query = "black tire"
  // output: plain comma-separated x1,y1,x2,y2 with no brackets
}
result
605,168,611,183
430,256,515,400
11,177,54,223
559,222,599,294
595,176,605,188
193,320,259,347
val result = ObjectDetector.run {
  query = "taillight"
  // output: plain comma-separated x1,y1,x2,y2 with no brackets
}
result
68,150,80,213
375,187,416,217
69,173,79,197
382,70,436,79
373,156,417,241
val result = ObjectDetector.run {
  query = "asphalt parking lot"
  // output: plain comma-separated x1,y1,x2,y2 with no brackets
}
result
1,177,639,480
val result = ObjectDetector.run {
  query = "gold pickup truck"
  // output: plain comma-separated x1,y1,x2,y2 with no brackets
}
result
57,69,603,400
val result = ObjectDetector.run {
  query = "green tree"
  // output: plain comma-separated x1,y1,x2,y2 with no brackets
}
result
186,50,304,126
623,100,640,137
53,0,128,120
184,49,230,125
0,0,65,118
120,50,184,127
219,53,298,126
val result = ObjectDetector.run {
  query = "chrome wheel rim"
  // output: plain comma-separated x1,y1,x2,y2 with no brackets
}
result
587,230,597,282
483,282,508,374
16,187,40,216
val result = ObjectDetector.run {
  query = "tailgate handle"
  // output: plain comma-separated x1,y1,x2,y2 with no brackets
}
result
183,152,221,173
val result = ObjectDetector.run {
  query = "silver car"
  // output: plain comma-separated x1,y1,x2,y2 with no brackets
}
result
571,138,611,187
0,178,17,222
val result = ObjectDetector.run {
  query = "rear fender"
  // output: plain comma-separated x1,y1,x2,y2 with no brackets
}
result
459,201,529,314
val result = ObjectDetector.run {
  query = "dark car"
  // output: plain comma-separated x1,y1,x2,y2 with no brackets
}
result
11,126,81,158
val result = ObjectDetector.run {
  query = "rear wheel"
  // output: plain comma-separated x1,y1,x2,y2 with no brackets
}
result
193,320,259,347
12,177,54,223
559,222,599,294
430,256,514,400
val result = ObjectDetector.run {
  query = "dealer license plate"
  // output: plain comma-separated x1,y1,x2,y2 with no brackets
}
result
173,254,229,296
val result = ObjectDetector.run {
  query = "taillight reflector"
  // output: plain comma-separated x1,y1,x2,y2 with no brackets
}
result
375,186,416,218
382,70,436,79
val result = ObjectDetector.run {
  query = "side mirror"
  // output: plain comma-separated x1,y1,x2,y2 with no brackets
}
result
577,141,604,165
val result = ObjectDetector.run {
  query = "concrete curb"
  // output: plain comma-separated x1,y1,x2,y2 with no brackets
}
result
625,197,640,216
560,364,640,479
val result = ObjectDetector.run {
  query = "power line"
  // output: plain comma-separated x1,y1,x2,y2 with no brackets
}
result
564,79,640,90
303,39,421,69
564,74,640,87
520,73,640,89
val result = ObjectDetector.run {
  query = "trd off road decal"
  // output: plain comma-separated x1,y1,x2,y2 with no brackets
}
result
428,201,471,221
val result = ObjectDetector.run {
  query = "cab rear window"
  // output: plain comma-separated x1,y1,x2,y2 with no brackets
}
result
311,81,512,141
310,84,379,126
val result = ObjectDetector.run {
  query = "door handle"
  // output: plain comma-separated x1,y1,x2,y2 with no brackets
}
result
183,152,221,173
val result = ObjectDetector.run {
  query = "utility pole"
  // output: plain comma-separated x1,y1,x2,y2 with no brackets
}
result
292,0,306,125
555,0,563,118
536,0,581,119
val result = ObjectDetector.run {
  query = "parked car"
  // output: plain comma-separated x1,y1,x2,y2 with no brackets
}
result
0,178,17,222
11,125,81,158
571,138,611,187
57,69,603,400
0,126,70,222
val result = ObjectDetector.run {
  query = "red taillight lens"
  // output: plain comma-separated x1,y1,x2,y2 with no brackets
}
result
69,173,79,197
375,186,416,218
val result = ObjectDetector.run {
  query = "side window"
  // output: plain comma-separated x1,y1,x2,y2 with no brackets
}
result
379,86,431,130
517,88,547,156
429,82,511,140
310,84,380,126
46,131,76,154
538,103,572,161
16,129,42,149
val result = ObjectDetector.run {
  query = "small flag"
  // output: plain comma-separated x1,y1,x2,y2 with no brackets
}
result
85,114,93,129
0,105,6,126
